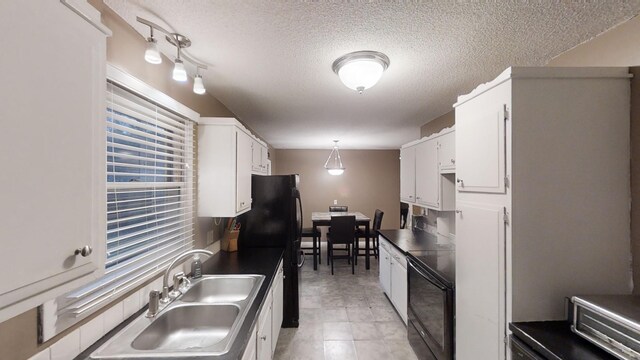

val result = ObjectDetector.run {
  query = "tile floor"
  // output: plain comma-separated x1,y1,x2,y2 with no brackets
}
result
274,243,418,360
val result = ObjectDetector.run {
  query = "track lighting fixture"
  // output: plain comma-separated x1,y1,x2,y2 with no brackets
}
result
136,17,208,91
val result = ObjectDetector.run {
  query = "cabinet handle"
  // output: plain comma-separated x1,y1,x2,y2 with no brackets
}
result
455,210,462,214
260,335,267,341
74,245,92,257
416,196,421,200
456,178,464,187
451,159,455,164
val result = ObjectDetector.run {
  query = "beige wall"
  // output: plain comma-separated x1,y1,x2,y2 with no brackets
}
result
421,110,455,138
0,2,238,359
274,149,401,230
549,15,640,294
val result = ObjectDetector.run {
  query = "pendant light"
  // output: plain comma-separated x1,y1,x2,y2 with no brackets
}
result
324,140,345,176
144,27,162,64
332,51,390,94
172,46,187,82
193,67,206,95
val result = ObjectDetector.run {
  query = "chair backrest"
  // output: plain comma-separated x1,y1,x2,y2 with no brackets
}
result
373,209,384,231
329,205,348,212
329,215,356,244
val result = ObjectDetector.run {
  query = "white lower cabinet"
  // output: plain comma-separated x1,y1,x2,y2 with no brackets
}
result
257,289,273,360
241,327,257,360
271,263,284,355
379,238,408,324
245,259,283,360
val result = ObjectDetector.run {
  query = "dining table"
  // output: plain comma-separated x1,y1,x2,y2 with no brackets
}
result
311,211,372,270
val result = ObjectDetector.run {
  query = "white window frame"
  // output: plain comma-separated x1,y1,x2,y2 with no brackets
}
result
41,65,200,341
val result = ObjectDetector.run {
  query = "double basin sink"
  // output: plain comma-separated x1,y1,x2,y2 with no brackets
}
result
91,274,265,359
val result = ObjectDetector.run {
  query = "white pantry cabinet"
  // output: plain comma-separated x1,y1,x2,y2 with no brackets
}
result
454,67,632,360
379,237,407,324
198,118,254,217
0,0,110,323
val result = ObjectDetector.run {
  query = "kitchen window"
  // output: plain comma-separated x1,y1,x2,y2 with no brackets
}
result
42,68,197,339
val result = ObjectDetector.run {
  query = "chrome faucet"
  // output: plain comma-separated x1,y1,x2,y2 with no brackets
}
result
160,249,213,303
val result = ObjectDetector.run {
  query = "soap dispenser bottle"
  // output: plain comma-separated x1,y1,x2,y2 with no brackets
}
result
191,255,202,279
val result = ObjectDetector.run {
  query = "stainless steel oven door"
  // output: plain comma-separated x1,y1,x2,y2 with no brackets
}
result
408,259,454,360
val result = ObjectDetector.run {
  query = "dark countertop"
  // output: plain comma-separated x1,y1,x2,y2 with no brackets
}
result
378,229,455,286
378,229,454,253
510,321,617,360
78,248,284,360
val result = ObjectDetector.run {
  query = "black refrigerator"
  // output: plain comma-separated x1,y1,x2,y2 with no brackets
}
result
237,174,301,328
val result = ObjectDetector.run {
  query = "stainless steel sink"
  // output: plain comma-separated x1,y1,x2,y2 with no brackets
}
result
90,274,265,359
131,304,239,351
181,275,259,303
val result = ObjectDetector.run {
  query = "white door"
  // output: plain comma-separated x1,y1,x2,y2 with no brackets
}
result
456,98,507,193
400,146,416,202
379,245,391,296
236,130,253,213
390,256,408,324
455,202,506,360
415,139,439,208
438,131,456,171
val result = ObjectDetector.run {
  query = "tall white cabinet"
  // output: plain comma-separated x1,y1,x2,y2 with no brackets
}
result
454,67,632,360
0,0,110,323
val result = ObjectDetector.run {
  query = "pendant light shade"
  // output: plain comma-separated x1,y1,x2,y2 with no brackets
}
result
324,140,345,176
144,37,162,64
193,74,206,94
332,51,390,94
173,59,187,82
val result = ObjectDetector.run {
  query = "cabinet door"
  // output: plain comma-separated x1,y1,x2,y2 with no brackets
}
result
236,130,253,213
455,202,506,360
379,245,392,296
0,0,106,322
456,100,507,193
415,139,439,208
257,299,273,360
242,327,257,360
251,140,261,171
261,145,269,171
400,146,416,202
271,264,284,355
390,256,408,324
438,131,456,172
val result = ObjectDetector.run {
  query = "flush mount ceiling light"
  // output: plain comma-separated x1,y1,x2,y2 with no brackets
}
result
137,17,208,94
324,140,345,176
332,51,390,94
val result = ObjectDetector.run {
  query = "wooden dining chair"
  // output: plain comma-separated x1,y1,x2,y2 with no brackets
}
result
329,205,348,212
327,215,356,275
301,226,321,264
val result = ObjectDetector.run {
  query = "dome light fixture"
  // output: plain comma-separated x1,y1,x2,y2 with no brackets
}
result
332,51,390,94
324,140,345,176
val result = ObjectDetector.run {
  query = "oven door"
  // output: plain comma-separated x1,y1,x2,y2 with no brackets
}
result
408,259,454,360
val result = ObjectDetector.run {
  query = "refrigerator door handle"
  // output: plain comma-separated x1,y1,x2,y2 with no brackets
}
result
297,250,305,268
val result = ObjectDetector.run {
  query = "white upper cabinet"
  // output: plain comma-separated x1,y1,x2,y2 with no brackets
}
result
438,129,456,173
252,138,269,174
400,145,416,203
401,127,456,211
198,118,254,217
415,139,439,208
456,93,507,194
0,0,110,323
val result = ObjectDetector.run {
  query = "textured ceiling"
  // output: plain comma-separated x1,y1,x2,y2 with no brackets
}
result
105,0,640,149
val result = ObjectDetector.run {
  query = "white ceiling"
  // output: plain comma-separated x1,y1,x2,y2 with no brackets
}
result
105,1,640,149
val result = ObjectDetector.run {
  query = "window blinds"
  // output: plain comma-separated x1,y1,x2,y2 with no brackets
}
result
56,81,195,318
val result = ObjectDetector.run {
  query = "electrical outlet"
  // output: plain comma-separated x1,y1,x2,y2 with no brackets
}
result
333,200,337,205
